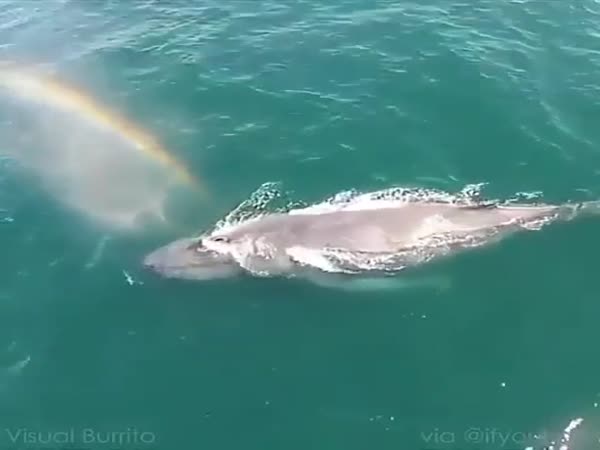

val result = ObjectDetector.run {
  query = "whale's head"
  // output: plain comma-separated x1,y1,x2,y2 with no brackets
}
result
143,234,242,280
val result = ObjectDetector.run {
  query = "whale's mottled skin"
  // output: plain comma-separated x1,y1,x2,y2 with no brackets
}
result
143,199,598,282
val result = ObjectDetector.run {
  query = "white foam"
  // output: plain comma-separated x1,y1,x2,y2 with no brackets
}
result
545,417,584,450
289,198,410,214
289,184,488,216
6,355,30,375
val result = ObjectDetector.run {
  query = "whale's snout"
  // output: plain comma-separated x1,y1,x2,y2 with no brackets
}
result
143,236,242,280
143,249,163,272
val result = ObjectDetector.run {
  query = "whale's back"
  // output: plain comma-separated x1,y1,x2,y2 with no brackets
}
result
223,202,561,253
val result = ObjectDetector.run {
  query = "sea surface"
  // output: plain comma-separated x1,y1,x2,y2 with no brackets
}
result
1,1,600,449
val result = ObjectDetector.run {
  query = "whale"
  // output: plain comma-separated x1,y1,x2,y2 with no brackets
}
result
142,196,600,284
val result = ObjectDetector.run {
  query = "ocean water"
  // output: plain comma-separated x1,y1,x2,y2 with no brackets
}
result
1,1,600,449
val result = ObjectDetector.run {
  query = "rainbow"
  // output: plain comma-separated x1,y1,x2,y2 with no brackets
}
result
0,63,199,187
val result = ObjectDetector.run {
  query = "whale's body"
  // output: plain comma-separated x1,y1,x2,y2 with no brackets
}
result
143,198,598,283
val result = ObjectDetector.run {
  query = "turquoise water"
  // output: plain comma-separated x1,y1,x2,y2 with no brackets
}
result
1,1,600,449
